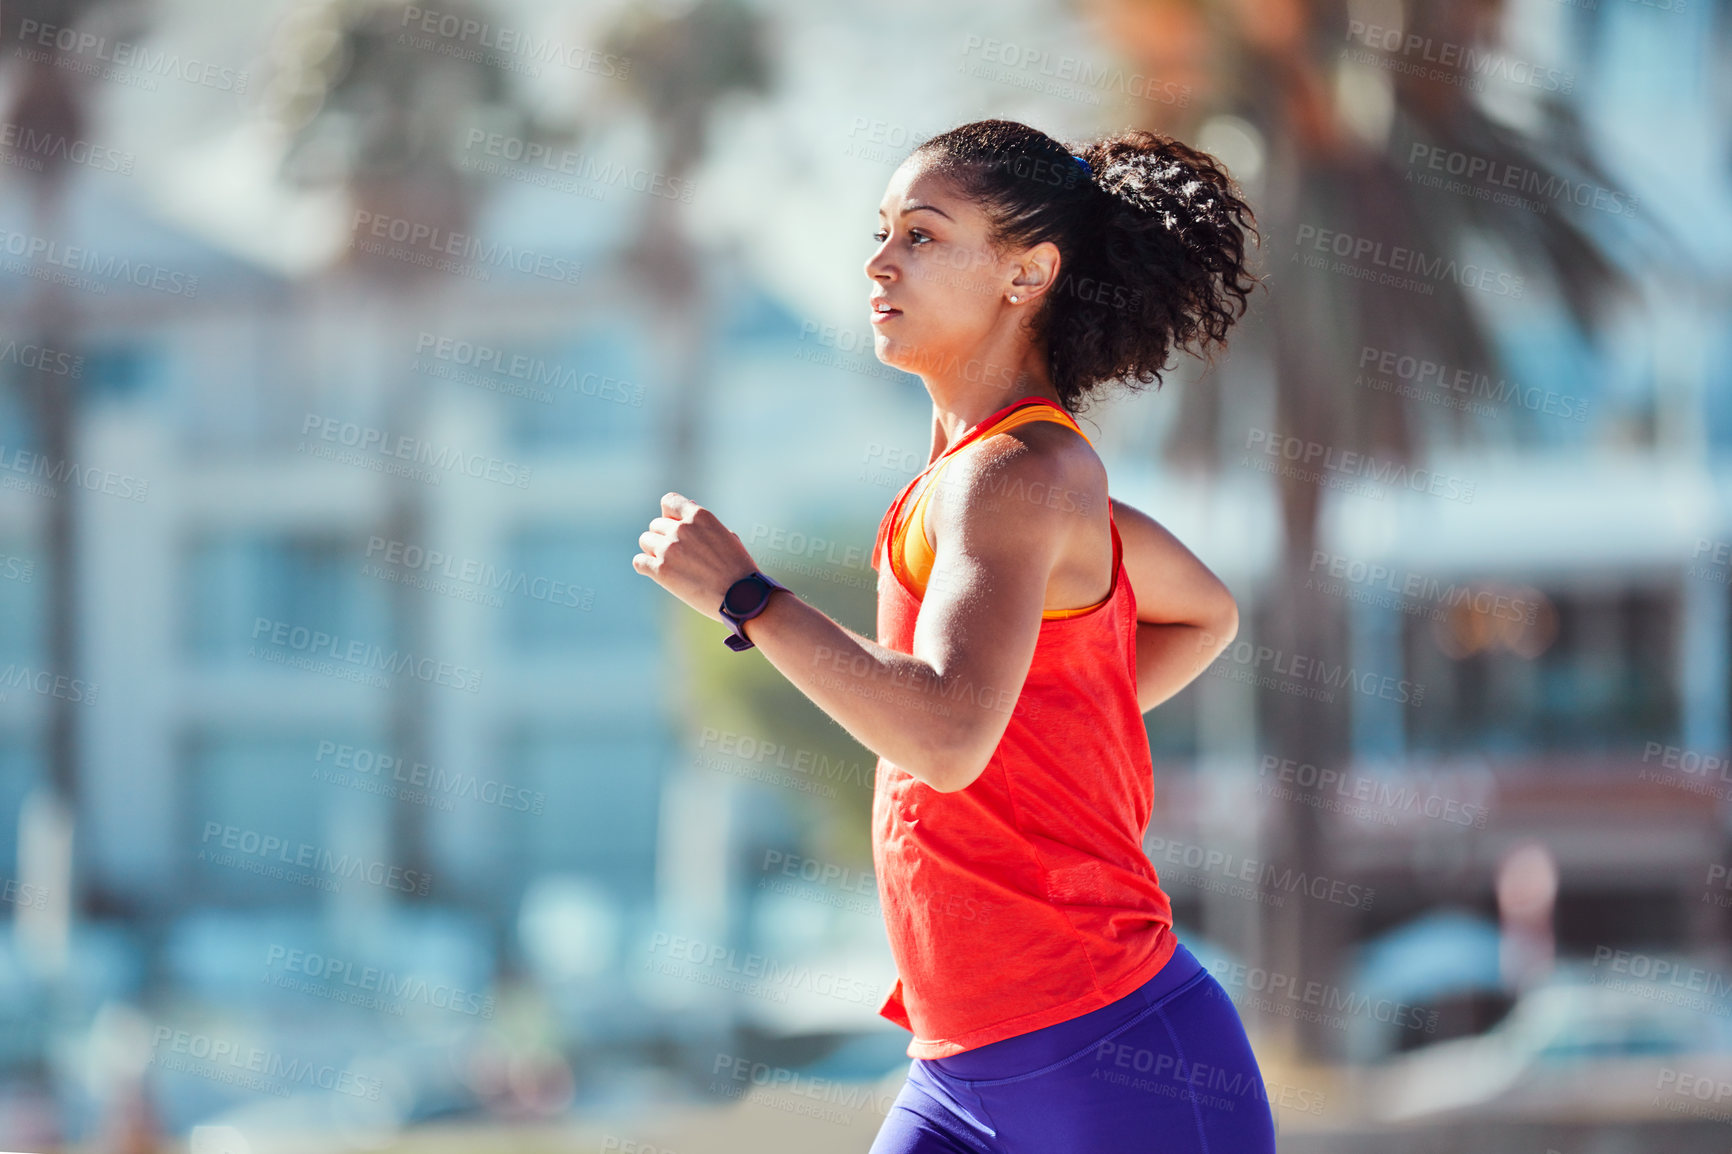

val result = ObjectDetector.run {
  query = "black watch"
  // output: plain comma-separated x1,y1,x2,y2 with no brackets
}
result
719,570,790,651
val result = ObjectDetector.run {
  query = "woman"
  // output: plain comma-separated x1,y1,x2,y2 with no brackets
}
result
633,119,1271,1152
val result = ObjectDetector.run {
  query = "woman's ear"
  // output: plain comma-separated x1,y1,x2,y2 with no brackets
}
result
1009,240,1062,304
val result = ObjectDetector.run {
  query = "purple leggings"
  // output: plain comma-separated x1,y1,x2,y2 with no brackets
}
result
868,944,1276,1154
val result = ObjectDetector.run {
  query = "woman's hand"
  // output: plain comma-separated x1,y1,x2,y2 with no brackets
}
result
632,491,762,624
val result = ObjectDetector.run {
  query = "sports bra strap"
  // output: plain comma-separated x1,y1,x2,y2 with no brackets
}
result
873,398,1073,570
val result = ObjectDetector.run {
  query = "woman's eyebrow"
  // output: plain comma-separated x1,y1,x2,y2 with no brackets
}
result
877,201,955,221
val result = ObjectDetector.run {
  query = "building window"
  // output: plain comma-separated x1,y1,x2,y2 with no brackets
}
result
1404,586,1676,754
503,526,656,652
183,731,371,906
183,533,390,662
496,728,664,906
0,541,41,664
0,739,43,882
83,343,164,404
502,330,650,451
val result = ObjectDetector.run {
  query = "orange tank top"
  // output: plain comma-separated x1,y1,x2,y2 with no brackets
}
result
869,394,1177,1059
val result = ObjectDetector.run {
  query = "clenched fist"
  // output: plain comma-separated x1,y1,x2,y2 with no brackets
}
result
632,492,762,624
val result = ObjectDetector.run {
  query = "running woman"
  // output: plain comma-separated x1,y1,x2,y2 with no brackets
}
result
632,119,1270,1152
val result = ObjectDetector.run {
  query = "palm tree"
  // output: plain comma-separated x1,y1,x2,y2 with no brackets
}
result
597,0,773,1071
1083,0,1638,1057
602,0,774,495
1,0,144,941
267,0,545,905
2,2,149,1141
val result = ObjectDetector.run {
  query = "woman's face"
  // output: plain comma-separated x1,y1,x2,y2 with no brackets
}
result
865,158,1044,377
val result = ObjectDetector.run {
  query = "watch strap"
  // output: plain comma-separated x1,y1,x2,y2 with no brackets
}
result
720,571,789,651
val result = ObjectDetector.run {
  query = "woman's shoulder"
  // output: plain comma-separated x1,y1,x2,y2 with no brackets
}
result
928,416,1107,530
980,414,1105,493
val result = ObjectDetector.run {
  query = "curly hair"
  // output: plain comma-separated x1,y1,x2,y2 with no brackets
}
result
907,119,1261,414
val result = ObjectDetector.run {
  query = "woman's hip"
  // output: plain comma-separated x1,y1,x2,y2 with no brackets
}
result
882,946,1276,1153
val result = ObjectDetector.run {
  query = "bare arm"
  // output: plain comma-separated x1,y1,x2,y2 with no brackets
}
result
632,439,1073,794
1109,497,1239,712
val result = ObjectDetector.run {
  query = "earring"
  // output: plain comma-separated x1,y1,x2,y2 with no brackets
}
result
1008,294,1019,303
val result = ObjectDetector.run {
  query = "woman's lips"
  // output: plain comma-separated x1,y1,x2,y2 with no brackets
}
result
870,305,902,324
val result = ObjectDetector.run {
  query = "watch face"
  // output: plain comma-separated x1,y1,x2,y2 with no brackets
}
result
724,576,767,615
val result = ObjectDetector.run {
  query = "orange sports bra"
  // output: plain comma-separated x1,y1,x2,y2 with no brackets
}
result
886,397,1113,621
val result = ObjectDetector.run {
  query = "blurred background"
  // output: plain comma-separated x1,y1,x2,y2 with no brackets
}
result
0,0,1727,1150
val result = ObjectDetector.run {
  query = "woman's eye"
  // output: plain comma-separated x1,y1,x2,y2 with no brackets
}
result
872,229,930,245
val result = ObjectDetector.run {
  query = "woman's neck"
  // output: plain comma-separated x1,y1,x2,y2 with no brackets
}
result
923,370,1063,465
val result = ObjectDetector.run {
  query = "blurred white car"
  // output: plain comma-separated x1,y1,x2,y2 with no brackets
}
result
1372,959,1732,1124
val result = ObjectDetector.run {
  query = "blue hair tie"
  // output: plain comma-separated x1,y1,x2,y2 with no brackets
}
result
1072,153,1092,178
